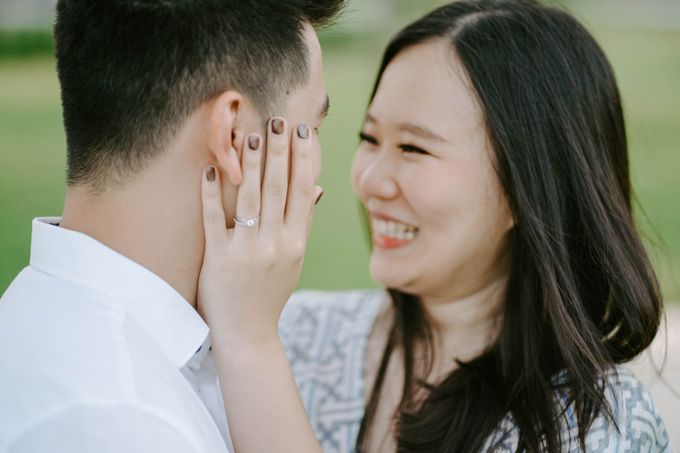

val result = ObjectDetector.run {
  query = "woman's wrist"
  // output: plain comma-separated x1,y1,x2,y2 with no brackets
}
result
211,332,286,368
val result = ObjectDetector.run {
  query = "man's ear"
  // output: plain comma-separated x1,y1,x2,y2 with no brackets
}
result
208,91,243,186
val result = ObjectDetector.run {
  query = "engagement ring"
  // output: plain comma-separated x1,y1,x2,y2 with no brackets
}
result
234,215,261,228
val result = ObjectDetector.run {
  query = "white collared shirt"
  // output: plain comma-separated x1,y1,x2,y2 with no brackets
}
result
0,218,232,452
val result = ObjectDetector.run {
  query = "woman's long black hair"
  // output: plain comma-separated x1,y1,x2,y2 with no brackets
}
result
356,1,663,452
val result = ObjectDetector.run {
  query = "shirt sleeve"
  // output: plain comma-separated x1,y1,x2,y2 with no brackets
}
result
562,368,672,452
6,403,214,453
597,369,673,453
482,368,674,453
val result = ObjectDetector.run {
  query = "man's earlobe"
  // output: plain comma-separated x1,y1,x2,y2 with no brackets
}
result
208,92,243,185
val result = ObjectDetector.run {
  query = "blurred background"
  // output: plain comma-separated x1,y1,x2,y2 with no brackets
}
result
0,0,678,298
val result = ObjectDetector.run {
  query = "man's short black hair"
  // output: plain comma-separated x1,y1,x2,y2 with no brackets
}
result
54,0,343,189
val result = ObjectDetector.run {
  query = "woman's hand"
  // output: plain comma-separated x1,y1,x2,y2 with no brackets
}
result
197,117,323,453
197,117,321,347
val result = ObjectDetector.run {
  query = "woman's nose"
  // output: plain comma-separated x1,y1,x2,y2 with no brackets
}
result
357,150,400,200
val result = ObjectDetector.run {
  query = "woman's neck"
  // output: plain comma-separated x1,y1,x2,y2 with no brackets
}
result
420,276,507,367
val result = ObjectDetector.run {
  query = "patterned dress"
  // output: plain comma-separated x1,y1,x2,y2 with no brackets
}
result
279,289,673,453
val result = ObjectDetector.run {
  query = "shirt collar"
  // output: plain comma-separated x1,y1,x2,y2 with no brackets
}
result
29,217,209,369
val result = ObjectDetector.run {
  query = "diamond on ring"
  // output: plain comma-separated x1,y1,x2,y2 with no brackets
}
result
234,215,261,228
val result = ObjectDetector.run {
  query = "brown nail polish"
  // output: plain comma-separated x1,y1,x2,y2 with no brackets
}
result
315,190,324,206
297,124,310,140
248,135,261,150
271,118,285,135
206,166,215,182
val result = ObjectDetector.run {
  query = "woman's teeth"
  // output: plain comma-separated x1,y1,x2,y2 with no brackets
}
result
372,219,418,241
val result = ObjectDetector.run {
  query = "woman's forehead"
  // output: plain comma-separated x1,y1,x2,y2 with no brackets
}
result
368,40,484,139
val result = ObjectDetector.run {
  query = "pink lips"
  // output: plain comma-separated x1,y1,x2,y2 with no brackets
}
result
373,235,412,249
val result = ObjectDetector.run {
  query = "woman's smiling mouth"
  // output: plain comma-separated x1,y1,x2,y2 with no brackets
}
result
371,216,419,249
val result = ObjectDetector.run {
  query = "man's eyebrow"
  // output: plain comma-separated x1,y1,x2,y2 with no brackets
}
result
318,95,330,120
365,113,448,143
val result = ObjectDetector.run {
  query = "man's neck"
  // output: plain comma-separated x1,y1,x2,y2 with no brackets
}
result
60,159,205,309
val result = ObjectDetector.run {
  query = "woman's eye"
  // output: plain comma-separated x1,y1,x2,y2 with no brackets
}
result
359,132,378,145
400,144,429,155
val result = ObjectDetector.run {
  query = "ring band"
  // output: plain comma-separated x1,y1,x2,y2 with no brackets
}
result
234,215,261,228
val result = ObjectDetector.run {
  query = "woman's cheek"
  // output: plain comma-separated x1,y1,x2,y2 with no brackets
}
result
350,150,369,195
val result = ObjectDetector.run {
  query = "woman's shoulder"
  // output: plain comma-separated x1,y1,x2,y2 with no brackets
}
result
279,288,384,361
280,288,384,334
279,289,385,446
284,287,385,310
486,366,673,452
595,366,672,452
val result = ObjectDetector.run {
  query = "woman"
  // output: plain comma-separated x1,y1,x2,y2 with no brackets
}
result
282,0,671,451
201,0,671,452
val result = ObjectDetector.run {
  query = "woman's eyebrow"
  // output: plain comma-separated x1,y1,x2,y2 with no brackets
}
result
399,122,448,143
365,113,448,143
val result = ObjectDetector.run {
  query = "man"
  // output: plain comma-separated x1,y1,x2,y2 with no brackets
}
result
0,0,339,451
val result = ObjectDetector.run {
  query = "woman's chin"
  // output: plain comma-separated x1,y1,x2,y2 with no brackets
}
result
370,259,412,293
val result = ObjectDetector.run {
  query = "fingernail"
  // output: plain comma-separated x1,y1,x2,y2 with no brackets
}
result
297,124,310,140
271,118,285,135
248,134,261,150
206,166,215,182
315,190,324,206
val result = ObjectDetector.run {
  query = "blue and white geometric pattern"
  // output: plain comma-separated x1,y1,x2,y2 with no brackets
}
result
280,290,383,452
280,289,673,453
483,369,672,452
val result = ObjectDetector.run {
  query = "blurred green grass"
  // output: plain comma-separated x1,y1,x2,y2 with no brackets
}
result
1,24,679,300
0,30,53,58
